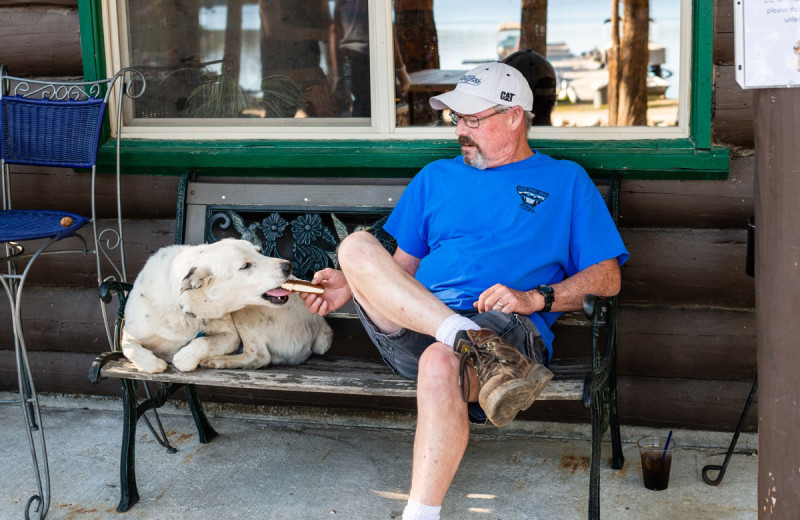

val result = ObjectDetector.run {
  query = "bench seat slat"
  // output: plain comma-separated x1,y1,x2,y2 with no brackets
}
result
98,356,585,400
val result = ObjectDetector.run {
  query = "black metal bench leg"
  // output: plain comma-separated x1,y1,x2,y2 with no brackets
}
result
117,378,140,512
702,376,757,486
588,393,601,520
609,364,625,470
184,384,218,443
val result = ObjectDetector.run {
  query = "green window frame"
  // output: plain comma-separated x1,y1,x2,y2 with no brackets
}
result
78,0,728,179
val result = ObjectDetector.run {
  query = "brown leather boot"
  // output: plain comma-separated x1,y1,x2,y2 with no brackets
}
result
455,328,553,427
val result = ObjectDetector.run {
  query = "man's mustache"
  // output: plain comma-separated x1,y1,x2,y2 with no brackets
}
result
459,136,477,147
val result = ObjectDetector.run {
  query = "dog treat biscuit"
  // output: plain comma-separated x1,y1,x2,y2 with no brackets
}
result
60,216,73,228
280,280,324,294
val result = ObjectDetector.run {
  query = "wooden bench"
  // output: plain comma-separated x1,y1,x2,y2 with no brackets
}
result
89,170,624,519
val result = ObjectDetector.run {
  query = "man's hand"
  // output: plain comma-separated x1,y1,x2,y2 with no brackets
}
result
473,259,621,315
299,268,353,317
474,283,542,315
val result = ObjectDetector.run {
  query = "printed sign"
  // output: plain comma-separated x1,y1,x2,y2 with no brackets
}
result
735,0,800,88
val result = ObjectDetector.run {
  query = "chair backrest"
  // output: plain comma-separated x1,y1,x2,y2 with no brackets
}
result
0,67,145,168
0,96,107,168
0,69,114,169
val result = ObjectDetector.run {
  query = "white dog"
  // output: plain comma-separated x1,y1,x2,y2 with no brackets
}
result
120,238,333,373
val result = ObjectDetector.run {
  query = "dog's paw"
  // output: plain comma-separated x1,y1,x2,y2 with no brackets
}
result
134,357,168,374
172,349,200,372
203,358,226,369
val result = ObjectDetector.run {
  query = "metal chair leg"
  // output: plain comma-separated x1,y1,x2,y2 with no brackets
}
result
15,335,50,520
702,376,758,486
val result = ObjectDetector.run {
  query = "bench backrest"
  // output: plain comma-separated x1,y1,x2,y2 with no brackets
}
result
176,171,618,314
177,171,618,265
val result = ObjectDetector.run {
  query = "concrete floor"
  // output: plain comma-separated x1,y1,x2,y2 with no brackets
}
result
0,393,757,520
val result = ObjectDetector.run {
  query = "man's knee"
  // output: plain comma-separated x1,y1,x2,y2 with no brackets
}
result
338,231,378,271
418,343,459,393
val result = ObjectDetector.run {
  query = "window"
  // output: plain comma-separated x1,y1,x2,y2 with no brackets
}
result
82,0,728,177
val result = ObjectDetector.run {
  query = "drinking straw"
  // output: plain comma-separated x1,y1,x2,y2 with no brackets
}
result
661,430,673,461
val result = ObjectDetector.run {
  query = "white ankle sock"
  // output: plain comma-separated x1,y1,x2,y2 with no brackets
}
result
435,313,480,348
402,498,441,520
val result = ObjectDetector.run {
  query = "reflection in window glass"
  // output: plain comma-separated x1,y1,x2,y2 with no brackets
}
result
396,0,680,128
127,0,370,120
121,0,681,129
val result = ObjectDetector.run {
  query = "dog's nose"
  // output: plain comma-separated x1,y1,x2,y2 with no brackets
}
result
282,261,292,276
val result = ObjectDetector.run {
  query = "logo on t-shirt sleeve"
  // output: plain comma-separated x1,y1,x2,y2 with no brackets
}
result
516,185,549,212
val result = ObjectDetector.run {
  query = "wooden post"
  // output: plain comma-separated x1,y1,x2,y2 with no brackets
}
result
224,0,244,82
754,87,800,518
519,0,548,55
617,0,649,125
607,0,620,126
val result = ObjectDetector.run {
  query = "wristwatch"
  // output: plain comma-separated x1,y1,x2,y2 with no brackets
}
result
534,284,554,313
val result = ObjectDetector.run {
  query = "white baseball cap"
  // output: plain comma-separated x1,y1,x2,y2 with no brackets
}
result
429,62,534,114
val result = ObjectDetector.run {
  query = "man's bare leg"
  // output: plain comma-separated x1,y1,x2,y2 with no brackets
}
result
337,231,480,512
337,231,455,336
409,343,480,506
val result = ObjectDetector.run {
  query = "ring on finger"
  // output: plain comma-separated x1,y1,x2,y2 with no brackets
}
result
495,302,504,309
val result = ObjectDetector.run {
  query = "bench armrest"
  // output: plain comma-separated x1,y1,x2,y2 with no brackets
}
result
581,294,618,408
99,280,133,304
98,281,133,354
88,351,126,384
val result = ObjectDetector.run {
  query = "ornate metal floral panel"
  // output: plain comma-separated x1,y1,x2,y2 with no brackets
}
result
205,208,396,280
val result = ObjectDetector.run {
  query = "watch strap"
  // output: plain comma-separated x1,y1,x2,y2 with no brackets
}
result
535,284,554,313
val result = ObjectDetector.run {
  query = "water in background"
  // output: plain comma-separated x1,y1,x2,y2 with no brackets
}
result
434,0,682,99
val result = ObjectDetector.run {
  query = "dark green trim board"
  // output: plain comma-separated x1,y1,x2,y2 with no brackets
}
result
96,139,729,179
690,0,714,150
81,0,729,179
78,0,107,82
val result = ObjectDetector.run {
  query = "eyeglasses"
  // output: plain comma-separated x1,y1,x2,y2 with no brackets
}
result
450,110,504,128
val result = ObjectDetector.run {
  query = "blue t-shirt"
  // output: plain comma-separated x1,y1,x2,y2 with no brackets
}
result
383,151,629,359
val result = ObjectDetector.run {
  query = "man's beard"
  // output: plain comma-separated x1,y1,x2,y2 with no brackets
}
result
459,136,488,170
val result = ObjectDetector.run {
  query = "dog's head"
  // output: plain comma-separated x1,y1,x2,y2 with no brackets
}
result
172,238,295,319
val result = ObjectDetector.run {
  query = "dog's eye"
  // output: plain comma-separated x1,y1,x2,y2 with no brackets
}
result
240,262,253,271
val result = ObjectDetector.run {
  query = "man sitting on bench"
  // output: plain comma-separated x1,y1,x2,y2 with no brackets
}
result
300,62,629,520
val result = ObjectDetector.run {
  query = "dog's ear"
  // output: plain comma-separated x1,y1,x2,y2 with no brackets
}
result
180,266,213,294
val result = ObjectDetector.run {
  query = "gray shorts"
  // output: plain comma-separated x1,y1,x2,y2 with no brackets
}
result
353,301,549,424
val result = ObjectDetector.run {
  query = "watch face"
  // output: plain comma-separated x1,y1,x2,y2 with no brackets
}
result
536,285,554,311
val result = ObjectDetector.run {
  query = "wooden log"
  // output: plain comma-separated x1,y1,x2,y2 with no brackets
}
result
10,165,757,234
714,0,734,65
0,285,755,383
619,227,754,307
11,219,757,309
616,306,756,380
619,155,754,229
4,219,176,288
0,1,76,5
0,6,82,77
714,65,754,148
715,32,734,66
7,167,179,220
0,287,114,353
615,376,757,431
554,306,757,381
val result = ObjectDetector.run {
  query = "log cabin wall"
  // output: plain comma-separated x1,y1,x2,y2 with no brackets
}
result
0,0,758,431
